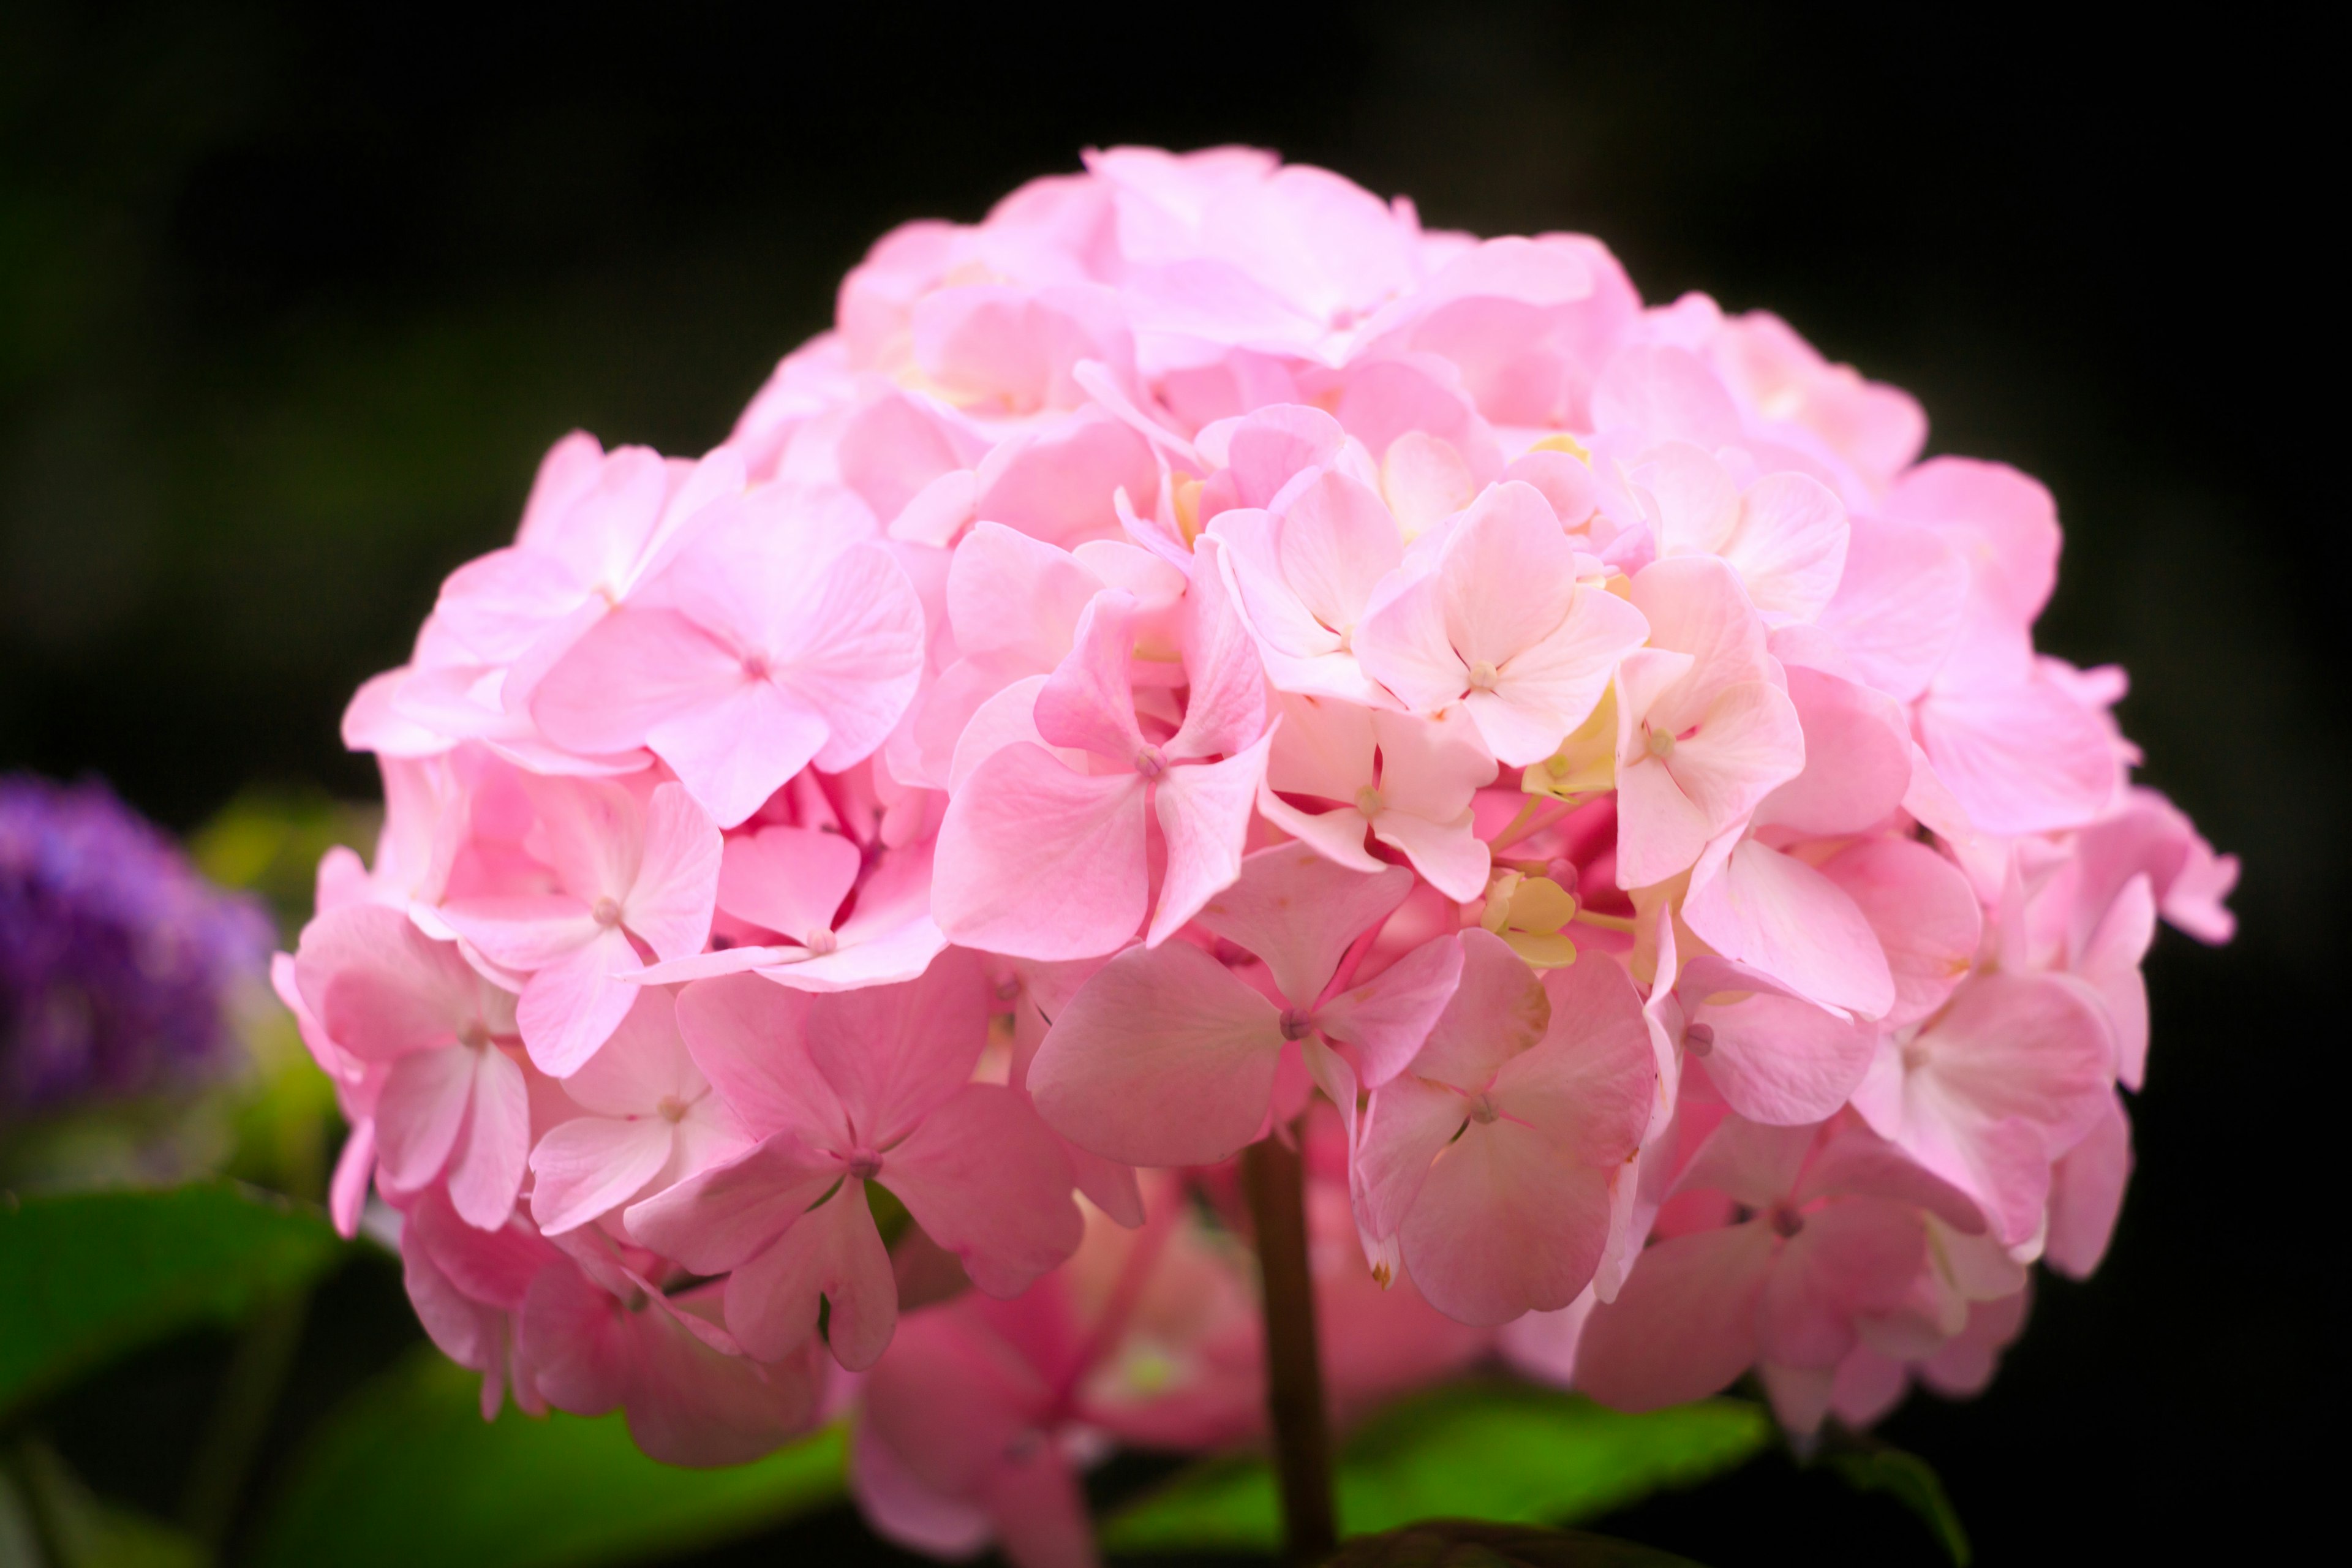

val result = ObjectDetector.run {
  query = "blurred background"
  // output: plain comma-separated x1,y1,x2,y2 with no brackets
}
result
1,1,2334,1562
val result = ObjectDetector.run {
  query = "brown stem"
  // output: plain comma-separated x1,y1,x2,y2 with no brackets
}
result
1242,1127,1337,1566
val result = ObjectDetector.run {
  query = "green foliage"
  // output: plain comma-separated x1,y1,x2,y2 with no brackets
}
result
1102,1380,1770,1555
1823,1444,1970,1566
0,1439,207,1568
187,786,378,941
244,1351,848,1568
1323,1520,1705,1567
0,1181,344,1419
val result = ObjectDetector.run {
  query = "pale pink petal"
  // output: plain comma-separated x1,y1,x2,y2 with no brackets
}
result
445,1043,529,1227
758,916,950,995
802,950,991,1147
623,1130,841,1274
1032,591,1148,760
1368,809,1490,903
1408,928,1549,1091
530,1115,676,1235
715,824,861,946
646,679,831,831
728,1186,897,1368
1401,1118,1615,1324
1277,471,1403,635
1753,668,1913,836
1592,345,1743,448
1148,734,1275,946
1254,789,1383,877
516,925,645,1077
624,783,722,960
1027,941,1284,1166
1574,1223,1773,1411
1439,482,1578,669
1692,990,1878,1126
1814,516,1967,701
1263,689,1377,803
1820,838,1981,1028
1167,539,1270,762
1191,840,1414,1008
329,1120,375,1238
671,974,839,1148
522,776,647,905
1494,957,1655,1157
935,744,1148,960
884,1085,1082,1297
1476,587,1650,767
374,1046,477,1191
1915,673,2116,836
767,541,927,773
517,1264,630,1417
1683,839,1894,1019
1721,472,1849,624
1657,680,1807,834
298,903,488,1061
1314,933,1465,1088
2045,1092,2132,1279
437,895,601,974
1352,574,1466,714
1883,457,2060,628
531,606,742,755
1355,1072,1471,1246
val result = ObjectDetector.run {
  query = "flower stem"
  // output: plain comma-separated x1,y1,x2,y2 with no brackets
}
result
1242,1126,1336,1566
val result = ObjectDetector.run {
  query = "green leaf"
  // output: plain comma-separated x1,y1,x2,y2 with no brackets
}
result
1102,1379,1771,1555
1823,1446,1970,1566
245,1349,848,1568
2,1438,208,1568
1325,1520,1706,1567
0,1181,345,1419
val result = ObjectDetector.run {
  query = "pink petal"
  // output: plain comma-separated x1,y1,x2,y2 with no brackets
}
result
1657,680,1807,837
645,678,832,831
1148,734,1274,946
623,783,721,962
1752,668,1913,837
1439,482,1579,673
437,894,601,974
802,950,991,1147
1167,539,1270,763
523,776,648,905
623,1297,829,1465
328,1120,375,1238
1574,1224,1773,1411
1408,928,1549,1092
374,1046,476,1193
445,1042,529,1227
1683,838,1894,1020
516,925,645,1077
1495,957,1656,1158
935,745,1149,960
728,1185,897,1368
1883,457,2060,628
1027,941,1285,1167
1820,838,1981,1028
1351,573,1466,714
529,1115,676,1235
1813,516,1967,701
1722,472,1849,624
1369,809,1491,903
623,1130,841,1275
2076,875,2155,1088
715,824,861,946
2045,1092,2131,1279
1191,840,1414,1008
1758,1198,1924,1368
1315,934,1466,1088
1915,671,2116,836
1033,591,1149,761
531,606,743,755
1475,587,1649,767
883,1084,1082,1297
1401,1117,1616,1324
1276,472,1402,638
1691,990,1878,1126
297,903,489,1062
1355,1073,1470,1250
671,974,838,1148
1592,345,1743,448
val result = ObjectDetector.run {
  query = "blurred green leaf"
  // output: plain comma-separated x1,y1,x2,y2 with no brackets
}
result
1102,1380,1770,1555
187,787,379,939
1324,1519,1705,1567
1823,1446,1970,1566
2,1438,208,1568
0,1181,344,1419
246,1350,848,1568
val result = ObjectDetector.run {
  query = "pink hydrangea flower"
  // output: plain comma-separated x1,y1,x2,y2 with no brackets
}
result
295,146,2232,1493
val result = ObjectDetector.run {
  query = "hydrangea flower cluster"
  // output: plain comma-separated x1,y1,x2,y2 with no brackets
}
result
288,148,2236,1559
2,774,271,1117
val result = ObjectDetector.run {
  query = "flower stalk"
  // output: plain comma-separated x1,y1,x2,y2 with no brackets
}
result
1243,1125,1337,1566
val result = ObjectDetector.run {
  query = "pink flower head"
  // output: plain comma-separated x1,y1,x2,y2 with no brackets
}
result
1026,842,1463,1167
625,954,1082,1370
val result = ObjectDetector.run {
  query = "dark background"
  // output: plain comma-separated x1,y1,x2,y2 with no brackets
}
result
2,2,2335,1561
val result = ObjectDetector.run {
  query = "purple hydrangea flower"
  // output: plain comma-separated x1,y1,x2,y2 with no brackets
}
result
1,774,272,1117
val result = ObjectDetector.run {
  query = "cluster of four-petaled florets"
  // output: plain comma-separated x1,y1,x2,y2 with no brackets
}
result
279,147,2235,1567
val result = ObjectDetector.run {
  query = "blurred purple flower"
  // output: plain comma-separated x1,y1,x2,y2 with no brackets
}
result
1,773,272,1117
